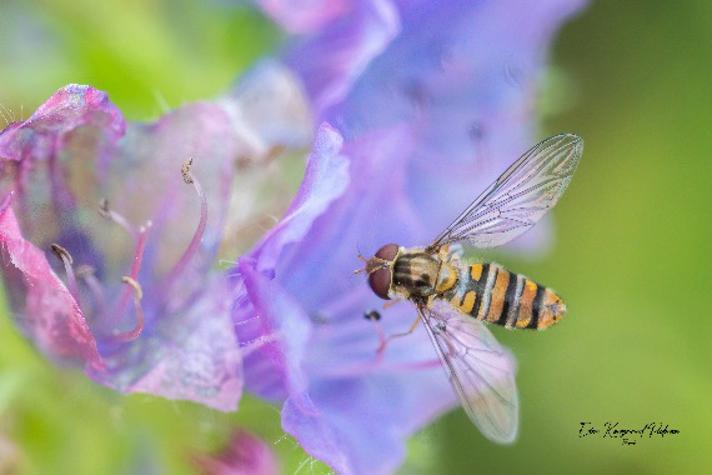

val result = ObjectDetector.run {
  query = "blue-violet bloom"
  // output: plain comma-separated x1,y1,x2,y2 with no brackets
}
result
235,0,585,473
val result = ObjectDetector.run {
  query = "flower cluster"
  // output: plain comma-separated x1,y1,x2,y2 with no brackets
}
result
0,1,585,473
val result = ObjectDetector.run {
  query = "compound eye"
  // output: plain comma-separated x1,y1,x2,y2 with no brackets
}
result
368,267,391,300
375,243,398,261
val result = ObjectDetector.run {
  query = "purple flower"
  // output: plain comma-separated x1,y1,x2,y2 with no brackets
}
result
0,62,312,411
192,429,280,475
235,0,586,473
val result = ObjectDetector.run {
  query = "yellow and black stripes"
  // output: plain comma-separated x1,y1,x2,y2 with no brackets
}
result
440,262,566,330
528,285,547,329
497,271,520,326
475,263,497,320
485,267,509,324
512,279,535,328
389,248,567,330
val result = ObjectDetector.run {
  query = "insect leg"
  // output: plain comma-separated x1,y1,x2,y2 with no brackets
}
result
382,298,403,310
376,315,422,356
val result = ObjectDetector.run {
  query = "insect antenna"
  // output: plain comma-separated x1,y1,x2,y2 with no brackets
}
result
353,244,369,274
353,253,368,275
353,246,390,276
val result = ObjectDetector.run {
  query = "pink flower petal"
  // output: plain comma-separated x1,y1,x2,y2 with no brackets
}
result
105,277,243,412
0,194,103,370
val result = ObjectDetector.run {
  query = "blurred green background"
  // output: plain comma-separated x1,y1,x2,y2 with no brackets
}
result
1,0,710,474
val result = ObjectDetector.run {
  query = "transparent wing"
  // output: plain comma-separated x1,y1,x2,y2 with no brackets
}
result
429,133,583,250
418,300,519,443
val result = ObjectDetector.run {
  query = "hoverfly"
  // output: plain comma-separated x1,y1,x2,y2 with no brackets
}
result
359,133,583,443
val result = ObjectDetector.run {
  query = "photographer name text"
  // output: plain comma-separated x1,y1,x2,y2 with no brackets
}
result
578,421,680,446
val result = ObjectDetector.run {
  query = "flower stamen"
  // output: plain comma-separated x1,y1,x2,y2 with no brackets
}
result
180,157,195,185
50,243,80,302
75,265,106,309
163,158,208,290
113,275,145,342
110,223,150,341
99,198,137,238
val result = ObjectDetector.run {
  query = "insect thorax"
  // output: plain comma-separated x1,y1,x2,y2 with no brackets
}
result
391,249,441,298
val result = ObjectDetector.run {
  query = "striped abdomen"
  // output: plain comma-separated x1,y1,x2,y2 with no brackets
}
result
444,263,565,330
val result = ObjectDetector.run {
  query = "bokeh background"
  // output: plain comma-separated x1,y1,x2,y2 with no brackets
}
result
1,1,710,474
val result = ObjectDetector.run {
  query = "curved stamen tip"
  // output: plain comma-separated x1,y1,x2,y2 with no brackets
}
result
50,243,74,265
181,157,195,184
50,243,80,301
113,275,145,342
160,157,207,292
121,276,143,300
98,197,111,219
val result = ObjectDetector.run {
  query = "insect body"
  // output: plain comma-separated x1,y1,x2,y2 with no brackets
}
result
371,245,565,330
360,133,583,443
